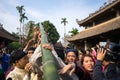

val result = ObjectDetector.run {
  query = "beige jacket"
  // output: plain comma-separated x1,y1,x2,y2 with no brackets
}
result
6,67,38,80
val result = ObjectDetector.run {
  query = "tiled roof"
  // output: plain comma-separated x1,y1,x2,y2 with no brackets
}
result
0,27,18,41
68,16,120,41
77,0,120,26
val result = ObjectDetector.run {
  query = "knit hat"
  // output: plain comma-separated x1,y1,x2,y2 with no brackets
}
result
66,49,78,57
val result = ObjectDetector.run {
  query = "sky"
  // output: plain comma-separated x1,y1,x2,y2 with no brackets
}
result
0,0,108,41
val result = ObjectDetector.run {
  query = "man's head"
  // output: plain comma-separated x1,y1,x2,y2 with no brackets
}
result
2,47,7,53
10,50,29,69
27,47,35,58
104,42,120,62
66,49,78,63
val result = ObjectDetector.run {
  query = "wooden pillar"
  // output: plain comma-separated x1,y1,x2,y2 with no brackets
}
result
119,40,120,45
116,10,120,17
93,21,95,26
84,40,87,50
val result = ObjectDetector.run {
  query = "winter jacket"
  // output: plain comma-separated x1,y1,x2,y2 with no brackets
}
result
93,60,120,80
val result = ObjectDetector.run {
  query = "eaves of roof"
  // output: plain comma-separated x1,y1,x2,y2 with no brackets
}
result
68,16,120,41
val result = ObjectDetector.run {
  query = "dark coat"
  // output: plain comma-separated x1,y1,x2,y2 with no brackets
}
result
93,60,120,80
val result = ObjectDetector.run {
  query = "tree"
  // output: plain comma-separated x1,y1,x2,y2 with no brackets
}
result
16,5,25,15
16,5,28,46
11,32,19,38
20,13,28,23
69,28,79,36
61,18,68,37
41,21,60,44
8,42,22,52
26,21,35,40
16,5,25,34
16,5,28,23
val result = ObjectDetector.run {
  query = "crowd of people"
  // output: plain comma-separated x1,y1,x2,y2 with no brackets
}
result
0,47,10,80
0,29,120,80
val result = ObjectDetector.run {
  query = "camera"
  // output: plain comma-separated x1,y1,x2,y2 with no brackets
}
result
103,42,120,62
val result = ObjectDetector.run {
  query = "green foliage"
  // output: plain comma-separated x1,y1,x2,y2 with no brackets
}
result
16,5,25,14
41,21,60,44
61,18,68,26
26,21,35,40
69,28,79,36
36,23,40,28
61,18,68,37
11,32,19,38
26,21,41,41
8,42,21,52
20,13,28,23
16,5,28,23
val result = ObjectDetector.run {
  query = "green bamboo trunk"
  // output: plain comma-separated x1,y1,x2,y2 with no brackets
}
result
40,24,60,80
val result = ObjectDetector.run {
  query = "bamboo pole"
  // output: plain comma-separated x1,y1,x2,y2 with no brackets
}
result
40,24,60,80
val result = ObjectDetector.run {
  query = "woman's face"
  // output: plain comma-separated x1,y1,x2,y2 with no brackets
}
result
86,50,90,54
83,56,94,72
66,52,76,63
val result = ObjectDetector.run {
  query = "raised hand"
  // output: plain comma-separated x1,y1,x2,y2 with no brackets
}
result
97,48,106,61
